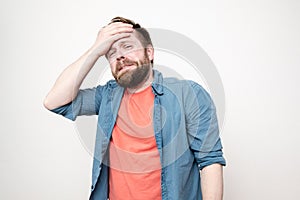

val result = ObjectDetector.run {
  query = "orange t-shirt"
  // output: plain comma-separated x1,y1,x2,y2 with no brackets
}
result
109,86,162,200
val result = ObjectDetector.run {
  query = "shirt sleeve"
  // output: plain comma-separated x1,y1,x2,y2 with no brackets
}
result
50,86,102,121
185,81,226,170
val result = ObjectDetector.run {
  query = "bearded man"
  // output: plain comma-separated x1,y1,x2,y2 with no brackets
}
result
44,17,226,200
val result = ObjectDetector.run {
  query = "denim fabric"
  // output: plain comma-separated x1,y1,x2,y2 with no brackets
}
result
51,70,226,200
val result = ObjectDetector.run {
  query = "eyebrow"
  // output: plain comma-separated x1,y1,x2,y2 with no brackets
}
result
118,40,135,45
107,40,135,53
106,37,139,57
106,48,116,56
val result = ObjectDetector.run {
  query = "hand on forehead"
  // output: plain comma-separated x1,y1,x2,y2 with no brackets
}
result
104,22,134,36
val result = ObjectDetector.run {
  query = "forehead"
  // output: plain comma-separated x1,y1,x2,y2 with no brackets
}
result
110,31,142,49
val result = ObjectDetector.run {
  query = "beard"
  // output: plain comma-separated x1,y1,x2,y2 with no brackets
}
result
112,50,151,89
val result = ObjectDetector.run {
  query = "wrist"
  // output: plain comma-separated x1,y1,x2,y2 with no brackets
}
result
88,44,105,58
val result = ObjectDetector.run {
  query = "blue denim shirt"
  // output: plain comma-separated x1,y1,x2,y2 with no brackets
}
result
51,70,226,200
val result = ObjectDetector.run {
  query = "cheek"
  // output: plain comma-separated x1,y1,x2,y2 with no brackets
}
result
131,55,144,64
126,49,144,59
124,53,137,61
109,62,117,73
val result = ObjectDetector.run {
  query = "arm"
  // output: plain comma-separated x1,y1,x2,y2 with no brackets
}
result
184,82,226,199
200,163,224,200
43,22,133,110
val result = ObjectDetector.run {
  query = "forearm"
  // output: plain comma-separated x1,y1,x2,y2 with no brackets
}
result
44,22,133,110
200,164,224,200
44,46,101,110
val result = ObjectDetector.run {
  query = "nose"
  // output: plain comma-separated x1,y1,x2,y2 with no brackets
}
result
116,55,125,61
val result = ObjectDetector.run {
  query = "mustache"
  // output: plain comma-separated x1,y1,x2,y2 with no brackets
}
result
116,58,138,71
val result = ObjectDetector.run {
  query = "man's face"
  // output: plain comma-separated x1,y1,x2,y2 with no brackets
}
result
106,32,153,88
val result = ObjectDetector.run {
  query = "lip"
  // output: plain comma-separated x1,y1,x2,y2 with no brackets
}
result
117,64,136,78
118,64,135,73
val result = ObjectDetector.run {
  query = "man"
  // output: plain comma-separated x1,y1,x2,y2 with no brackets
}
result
44,17,226,200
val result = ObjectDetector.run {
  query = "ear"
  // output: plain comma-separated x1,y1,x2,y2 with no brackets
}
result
146,45,154,61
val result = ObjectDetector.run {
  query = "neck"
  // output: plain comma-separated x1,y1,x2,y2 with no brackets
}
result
126,69,153,93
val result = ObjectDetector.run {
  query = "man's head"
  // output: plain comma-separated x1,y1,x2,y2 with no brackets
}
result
109,17,153,56
106,17,154,89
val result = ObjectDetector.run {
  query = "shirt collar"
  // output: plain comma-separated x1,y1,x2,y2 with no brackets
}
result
151,69,164,95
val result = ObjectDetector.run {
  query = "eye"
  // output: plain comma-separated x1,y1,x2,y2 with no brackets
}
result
107,51,116,58
124,44,132,49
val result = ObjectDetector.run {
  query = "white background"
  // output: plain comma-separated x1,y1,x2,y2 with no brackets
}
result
1,0,300,199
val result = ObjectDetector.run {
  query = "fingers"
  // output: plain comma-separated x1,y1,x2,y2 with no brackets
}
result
106,21,133,29
102,22,133,36
110,32,131,42
92,22,134,56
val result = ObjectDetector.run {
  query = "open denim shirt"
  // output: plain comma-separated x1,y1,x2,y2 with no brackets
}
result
51,70,226,200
